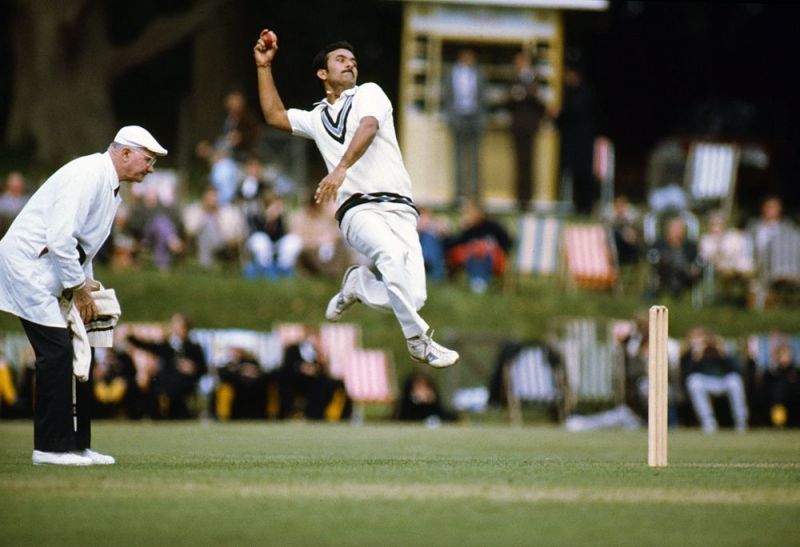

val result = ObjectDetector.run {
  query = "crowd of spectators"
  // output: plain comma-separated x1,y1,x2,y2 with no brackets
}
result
562,315,799,432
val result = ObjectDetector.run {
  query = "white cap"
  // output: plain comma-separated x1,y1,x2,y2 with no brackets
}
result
113,125,168,156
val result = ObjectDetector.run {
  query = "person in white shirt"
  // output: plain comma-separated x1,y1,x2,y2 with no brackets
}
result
0,126,168,465
254,30,458,368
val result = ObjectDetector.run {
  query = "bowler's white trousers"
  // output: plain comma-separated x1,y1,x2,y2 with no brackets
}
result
340,203,429,339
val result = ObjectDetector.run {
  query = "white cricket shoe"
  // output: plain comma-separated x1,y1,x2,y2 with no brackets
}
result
407,331,459,368
75,449,116,465
32,450,92,466
325,265,360,321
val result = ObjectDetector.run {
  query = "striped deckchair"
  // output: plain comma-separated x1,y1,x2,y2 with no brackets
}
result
515,214,562,276
684,142,740,217
504,345,562,425
562,224,618,291
319,323,361,379
336,349,395,423
764,225,800,284
559,318,624,415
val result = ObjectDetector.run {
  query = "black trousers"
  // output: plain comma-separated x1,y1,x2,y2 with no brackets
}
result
513,133,535,210
20,318,92,452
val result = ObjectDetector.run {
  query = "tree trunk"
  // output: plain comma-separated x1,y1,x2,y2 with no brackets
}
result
6,0,226,166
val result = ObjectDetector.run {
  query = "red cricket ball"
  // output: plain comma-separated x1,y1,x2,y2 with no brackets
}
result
260,30,276,48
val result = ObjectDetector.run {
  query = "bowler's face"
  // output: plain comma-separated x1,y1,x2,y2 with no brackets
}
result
320,48,358,88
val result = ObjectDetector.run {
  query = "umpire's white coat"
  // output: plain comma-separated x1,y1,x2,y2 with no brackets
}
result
0,152,121,327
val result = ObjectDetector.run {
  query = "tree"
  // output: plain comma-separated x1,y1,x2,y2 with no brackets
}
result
5,0,225,165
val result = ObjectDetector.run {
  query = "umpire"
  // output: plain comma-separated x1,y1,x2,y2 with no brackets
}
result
0,126,167,465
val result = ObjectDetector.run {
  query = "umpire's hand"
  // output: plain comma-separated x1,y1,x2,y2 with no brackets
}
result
73,284,99,323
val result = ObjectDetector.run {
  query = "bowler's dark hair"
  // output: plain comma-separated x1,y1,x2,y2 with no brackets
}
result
312,41,355,73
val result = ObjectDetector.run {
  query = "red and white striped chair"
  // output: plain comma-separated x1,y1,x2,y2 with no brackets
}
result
562,224,619,291
319,323,361,379
332,349,395,422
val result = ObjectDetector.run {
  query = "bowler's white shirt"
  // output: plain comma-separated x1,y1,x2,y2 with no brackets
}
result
0,152,121,327
287,83,414,208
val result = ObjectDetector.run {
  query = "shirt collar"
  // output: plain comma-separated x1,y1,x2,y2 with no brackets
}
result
314,85,358,107
102,151,121,195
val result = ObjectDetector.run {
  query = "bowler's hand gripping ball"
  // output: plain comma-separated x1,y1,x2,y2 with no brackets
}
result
260,30,276,48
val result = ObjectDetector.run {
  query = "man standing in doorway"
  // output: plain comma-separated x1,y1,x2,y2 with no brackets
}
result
254,30,458,368
0,126,168,465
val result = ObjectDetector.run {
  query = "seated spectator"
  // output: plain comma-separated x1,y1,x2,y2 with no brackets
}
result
288,196,351,278
0,171,29,237
680,327,748,433
125,313,208,419
274,330,349,421
183,186,247,270
238,156,272,206
195,140,241,207
244,190,302,279
128,185,185,271
746,195,799,307
216,347,270,420
763,343,799,428
602,195,641,265
0,353,34,419
395,369,458,425
748,195,795,260
699,210,753,304
446,200,513,293
417,207,449,282
645,216,702,299
218,89,263,162
91,348,139,419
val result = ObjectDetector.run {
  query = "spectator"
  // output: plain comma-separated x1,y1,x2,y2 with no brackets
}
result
699,210,754,303
218,89,263,161
216,347,270,420
416,207,449,283
288,195,352,278
0,171,29,237
507,51,546,211
195,140,240,207
238,156,272,206
552,57,596,215
748,195,795,260
244,190,302,279
446,200,512,293
442,48,487,204
395,369,458,424
680,327,748,433
127,185,184,271
275,330,349,421
763,343,799,428
91,348,139,419
183,186,247,270
645,216,702,299
602,195,642,265
125,313,208,419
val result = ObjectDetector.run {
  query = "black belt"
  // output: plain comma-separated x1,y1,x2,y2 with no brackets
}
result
39,244,87,265
334,192,419,225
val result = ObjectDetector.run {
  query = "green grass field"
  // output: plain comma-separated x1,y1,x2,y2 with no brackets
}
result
1,422,798,546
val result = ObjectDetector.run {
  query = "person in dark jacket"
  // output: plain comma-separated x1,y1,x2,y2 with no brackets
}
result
126,313,207,419
446,200,513,293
